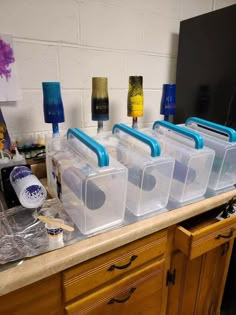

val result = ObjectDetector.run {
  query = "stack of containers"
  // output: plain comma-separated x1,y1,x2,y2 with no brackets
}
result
95,123,175,216
184,117,236,191
143,121,215,204
46,128,128,235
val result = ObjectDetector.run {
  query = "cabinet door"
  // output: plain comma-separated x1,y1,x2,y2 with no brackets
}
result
65,259,166,315
0,274,63,315
196,240,234,315
167,240,233,315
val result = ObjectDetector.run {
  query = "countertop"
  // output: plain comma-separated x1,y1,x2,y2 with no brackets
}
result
1,189,236,297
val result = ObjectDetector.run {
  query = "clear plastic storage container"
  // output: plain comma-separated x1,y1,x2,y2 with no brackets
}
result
95,124,175,216
184,117,236,191
46,128,128,235
146,121,215,204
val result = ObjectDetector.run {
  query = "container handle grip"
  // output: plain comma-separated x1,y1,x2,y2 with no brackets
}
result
153,120,204,149
67,128,109,167
112,123,161,157
185,117,236,143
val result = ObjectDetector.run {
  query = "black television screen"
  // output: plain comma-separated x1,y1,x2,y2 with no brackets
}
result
174,4,236,128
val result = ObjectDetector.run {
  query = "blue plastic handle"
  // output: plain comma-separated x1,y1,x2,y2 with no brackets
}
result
112,123,161,157
185,117,236,143
67,128,109,167
153,120,204,150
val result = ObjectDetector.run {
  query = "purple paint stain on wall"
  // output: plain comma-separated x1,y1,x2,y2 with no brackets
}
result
0,38,15,81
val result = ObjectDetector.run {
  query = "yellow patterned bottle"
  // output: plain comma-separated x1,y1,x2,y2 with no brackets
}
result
127,76,143,128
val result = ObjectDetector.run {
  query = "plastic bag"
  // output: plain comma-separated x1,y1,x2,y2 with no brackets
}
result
0,199,76,264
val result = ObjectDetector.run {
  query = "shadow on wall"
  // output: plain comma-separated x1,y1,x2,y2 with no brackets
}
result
1,101,17,132
64,102,83,129
109,91,130,128
169,33,179,82
0,101,16,107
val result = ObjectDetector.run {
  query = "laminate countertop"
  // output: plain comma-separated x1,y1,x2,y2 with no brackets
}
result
1,189,236,297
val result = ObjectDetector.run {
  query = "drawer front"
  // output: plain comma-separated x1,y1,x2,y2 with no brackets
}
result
175,215,236,259
65,259,165,315
63,230,167,302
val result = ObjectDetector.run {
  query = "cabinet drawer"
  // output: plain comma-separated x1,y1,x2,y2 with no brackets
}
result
63,230,167,302
175,207,236,259
65,259,165,315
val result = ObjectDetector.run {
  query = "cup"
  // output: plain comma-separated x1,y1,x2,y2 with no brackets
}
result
45,218,64,249
10,166,47,208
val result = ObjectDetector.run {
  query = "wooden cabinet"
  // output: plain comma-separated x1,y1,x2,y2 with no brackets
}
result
167,207,236,315
63,230,169,315
62,230,167,303
0,274,63,315
65,260,166,315
175,210,236,259
0,197,236,315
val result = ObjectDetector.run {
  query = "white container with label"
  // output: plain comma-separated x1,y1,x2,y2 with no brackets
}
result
10,165,47,208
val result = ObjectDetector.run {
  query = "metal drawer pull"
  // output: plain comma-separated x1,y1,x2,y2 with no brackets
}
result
108,287,136,304
107,255,138,271
216,228,234,239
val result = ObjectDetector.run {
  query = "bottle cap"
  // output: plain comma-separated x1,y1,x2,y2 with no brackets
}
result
91,77,109,121
92,77,108,98
13,147,24,162
42,82,65,123
127,76,144,117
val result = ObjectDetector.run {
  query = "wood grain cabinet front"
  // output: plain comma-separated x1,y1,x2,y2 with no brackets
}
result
65,259,166,315
1,197,236,315
175,208,236,259
0,274,63,315
167,206,235,315
62,229,167,302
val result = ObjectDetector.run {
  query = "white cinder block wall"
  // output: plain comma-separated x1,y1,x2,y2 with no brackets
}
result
0,0,235,140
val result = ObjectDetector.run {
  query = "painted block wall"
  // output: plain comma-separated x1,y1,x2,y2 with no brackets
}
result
0,0,235,140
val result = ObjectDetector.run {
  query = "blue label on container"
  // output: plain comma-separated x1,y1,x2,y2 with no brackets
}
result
160,103,176,115
25,185,43,195
47,228,63,235
11,166,32,183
